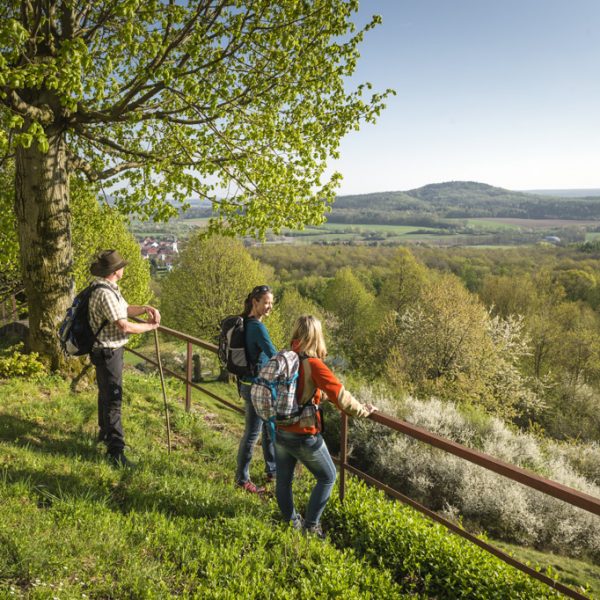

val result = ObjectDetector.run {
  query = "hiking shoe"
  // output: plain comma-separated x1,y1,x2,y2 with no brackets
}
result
108,452,134,469
237,480,265,494
303,523,325,540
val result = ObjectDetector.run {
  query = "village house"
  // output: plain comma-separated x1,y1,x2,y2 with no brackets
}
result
139,237,179,269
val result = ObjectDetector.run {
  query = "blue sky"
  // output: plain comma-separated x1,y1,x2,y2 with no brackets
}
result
330,0,600,194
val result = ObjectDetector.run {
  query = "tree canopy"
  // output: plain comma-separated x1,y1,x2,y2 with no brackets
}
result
0,0,391,365
160,234,273,341
1,0,390,233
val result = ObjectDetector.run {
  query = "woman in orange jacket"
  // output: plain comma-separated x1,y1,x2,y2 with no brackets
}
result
274,315,376,538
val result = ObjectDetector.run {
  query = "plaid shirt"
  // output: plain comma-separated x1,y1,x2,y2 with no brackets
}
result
88,278,129,349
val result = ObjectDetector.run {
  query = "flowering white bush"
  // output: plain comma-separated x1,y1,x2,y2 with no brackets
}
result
337,386,600,559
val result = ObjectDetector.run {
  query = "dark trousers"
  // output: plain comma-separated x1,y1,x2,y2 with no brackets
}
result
91,346,125,455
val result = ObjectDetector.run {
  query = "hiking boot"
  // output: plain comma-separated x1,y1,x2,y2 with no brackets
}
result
108,452,134,469
237,480,265,494
303,523,325,540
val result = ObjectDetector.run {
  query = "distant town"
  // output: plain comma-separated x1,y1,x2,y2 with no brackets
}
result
138,236,179,270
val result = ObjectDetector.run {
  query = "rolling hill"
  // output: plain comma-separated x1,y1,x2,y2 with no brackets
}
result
330,181,600,223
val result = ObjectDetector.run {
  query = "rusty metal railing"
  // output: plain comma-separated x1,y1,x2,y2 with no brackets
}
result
129,322,597,600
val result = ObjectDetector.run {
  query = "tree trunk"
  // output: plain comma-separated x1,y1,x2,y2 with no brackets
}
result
14,125,74,371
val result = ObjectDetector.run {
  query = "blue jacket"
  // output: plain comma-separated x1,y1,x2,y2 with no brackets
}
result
243,317,277,380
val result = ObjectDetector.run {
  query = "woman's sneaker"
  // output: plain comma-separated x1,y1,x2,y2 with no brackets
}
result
237,480,265,494
303,523,325,540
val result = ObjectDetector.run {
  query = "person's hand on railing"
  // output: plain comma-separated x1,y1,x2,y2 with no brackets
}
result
145,306,161,325
364,403,377,415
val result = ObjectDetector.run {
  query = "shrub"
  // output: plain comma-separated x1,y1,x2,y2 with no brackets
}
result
0,343,46,379
327,479,564,599
325,387,600,560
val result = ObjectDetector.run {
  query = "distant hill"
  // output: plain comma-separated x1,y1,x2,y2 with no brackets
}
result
407,181,544,205
330,181,600,223
525,188,600,198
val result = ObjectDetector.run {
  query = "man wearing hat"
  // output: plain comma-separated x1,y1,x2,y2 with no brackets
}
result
88,249,161,467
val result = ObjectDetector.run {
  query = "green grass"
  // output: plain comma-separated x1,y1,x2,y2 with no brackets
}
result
493,540,600,599
318,223,434,234
463,218,522,231
0,370,587,598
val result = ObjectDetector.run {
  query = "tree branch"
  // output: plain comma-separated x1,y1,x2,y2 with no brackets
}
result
96,160,146,181
111,0,216,117
4,90,54,124
74,125,155,160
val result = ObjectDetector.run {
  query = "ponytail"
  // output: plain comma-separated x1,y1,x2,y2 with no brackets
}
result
241,293,254,317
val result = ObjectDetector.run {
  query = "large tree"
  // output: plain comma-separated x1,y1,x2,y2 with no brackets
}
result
0,0,390,368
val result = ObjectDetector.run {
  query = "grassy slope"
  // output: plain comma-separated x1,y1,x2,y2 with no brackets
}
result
0,370,588,599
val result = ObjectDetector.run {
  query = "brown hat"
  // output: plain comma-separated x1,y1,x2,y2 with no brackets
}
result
90,250,128,277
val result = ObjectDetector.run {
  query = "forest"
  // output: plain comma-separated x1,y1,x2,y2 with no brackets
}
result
156,233,600,566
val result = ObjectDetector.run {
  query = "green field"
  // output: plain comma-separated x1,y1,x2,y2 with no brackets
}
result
463,218,522,231
277,222,447,244
131,213,592,249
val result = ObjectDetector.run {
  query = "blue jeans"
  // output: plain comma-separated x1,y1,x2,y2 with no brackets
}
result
235,382,276,483
275,430,337,527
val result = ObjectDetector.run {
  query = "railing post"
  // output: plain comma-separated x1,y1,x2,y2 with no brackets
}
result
185,341,192,412
339,411,348,501
192,353,202,382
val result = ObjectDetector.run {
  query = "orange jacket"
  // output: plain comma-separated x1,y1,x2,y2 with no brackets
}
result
277,341,370,435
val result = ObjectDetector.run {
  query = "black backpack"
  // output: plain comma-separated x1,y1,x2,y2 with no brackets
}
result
218,315,256,378
58,282,115,356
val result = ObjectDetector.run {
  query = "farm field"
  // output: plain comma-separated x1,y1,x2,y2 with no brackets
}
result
462,219,521,231
468,217,599,228
131,212,598,249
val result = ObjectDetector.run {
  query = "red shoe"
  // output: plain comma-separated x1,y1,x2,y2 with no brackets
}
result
237,480,265,494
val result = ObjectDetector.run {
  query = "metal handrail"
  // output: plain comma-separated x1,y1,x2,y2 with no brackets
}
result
128,321,596,599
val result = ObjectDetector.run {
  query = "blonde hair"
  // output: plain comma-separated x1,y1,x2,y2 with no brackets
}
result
292,315,327,359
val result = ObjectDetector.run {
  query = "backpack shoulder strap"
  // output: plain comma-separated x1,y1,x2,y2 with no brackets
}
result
90,281,119,300
298,354,316,405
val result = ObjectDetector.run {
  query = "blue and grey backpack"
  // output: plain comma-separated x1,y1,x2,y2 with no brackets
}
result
251,351,317,431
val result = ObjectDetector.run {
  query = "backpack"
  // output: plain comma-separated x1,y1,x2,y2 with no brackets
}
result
218,315,256,378
58,282,114,356
251,351,316,427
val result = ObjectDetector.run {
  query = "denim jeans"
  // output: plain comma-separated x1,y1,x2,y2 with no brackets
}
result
275,430,337,527
235,382,276,483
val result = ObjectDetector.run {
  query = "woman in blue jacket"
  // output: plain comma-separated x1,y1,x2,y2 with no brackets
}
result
235,285,277,493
